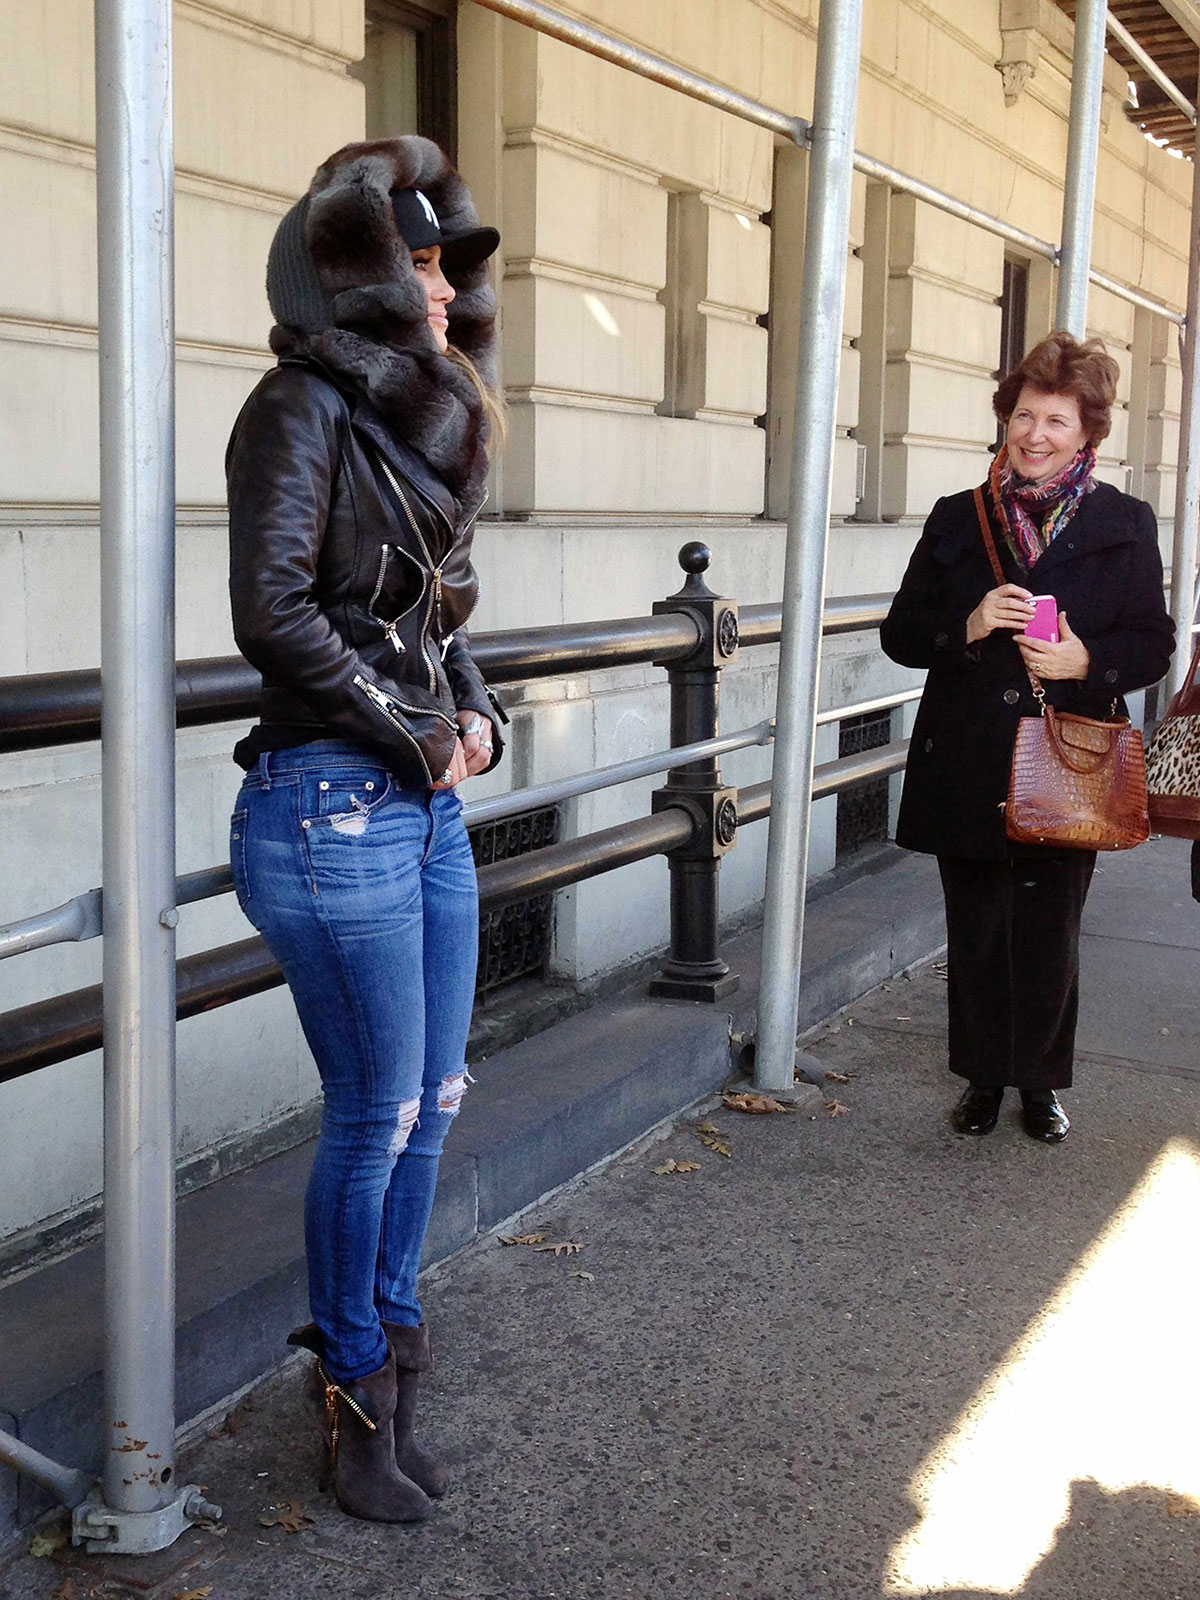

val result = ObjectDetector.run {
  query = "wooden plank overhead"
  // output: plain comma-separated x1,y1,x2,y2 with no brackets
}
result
1055,0,1198,153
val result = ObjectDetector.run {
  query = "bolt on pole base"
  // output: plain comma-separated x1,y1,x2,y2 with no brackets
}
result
73,1485,221,1555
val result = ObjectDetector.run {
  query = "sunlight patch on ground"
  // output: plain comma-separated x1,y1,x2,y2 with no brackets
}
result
885,1138,1200,1595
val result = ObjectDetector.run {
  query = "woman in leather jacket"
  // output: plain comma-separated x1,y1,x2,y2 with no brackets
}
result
226,138,504,1524
881,333,1173,1146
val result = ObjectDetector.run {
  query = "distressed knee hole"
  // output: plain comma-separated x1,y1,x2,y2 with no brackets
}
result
387,1095,422,1157
436,1070,472,1117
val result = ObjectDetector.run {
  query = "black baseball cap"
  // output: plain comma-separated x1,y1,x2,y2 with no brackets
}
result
391,187,499,272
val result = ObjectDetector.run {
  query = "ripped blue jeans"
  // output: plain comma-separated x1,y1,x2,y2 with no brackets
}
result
230,742,478,1383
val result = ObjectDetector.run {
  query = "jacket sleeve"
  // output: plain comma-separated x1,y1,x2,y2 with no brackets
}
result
227,371,459,786
1079,501,1175,698
443,626,506,774
879,499,981,673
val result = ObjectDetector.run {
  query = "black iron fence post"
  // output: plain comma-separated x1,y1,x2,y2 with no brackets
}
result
649,543,741,1002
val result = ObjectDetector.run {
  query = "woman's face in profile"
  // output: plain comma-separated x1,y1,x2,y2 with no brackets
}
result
411,245,455,352
1005,384,1088,484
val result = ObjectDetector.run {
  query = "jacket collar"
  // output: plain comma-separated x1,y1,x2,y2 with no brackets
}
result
348,397,460,533
1027,481,1137,578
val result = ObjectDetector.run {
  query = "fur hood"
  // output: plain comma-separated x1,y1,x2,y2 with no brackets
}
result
267,137,498,505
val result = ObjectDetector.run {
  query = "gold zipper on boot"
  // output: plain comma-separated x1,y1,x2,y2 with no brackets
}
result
320,1363,378,1465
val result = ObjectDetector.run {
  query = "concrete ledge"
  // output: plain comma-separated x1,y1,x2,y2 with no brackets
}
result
0,844,945,1543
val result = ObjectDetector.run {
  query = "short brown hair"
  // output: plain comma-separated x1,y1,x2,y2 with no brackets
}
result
992,331,1119,446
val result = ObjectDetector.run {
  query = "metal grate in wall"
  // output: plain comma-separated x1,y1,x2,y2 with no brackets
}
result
468,805,561,997
836,709,892,860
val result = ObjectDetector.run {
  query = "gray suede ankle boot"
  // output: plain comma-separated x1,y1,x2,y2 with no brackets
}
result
381,1321,450,1498
287,1324,433,1523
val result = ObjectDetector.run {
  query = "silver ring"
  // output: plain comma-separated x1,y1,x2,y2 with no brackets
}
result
479,740,493,754
462,714,486,738
440,768,453,785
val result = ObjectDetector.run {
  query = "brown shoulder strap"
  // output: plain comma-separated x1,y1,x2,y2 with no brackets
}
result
973,486,1044,701
973,485,1006,586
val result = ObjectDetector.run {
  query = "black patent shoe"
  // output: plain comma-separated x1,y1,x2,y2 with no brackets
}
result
950,1084,1004,1135
1020,1090,1069,1144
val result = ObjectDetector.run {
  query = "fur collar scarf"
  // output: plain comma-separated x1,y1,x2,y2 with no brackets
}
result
266,137,498,505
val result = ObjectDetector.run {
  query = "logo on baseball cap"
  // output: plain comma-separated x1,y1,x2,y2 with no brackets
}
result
391,187,499,272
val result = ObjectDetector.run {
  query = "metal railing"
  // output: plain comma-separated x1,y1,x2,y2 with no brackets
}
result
0,545,901,1075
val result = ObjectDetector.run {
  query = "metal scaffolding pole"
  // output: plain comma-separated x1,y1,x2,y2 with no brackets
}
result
753,0,865,1091
70,0,217,1556
1057,0,1108,334
1169,141,1200,695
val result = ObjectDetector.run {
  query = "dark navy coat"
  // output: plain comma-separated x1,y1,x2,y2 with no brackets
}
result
880,481,1175,860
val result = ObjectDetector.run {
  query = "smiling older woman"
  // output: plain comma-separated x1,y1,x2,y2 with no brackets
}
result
881,332,1174,1145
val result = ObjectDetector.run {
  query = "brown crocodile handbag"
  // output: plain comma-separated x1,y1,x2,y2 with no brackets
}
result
973,487,1150,852
1145,635,1200,838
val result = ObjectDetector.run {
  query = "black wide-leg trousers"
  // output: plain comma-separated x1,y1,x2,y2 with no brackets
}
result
936,851,1097,1091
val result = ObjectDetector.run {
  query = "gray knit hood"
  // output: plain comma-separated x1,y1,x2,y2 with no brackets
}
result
266,137,498,504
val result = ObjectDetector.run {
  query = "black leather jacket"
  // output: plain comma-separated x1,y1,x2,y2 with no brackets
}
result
227,359,502,787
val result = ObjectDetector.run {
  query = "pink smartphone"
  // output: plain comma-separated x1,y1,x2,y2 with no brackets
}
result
1023,595,1059,644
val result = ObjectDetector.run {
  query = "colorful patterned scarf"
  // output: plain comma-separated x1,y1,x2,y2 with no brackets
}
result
988,443,1096,573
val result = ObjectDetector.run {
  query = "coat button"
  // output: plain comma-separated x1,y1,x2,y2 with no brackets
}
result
1004,688,1020,706
924,738,934,753
1104,669,1118,685
934,631,948,649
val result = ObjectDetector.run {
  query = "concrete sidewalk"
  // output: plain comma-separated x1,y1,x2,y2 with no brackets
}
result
3,836,1198,1600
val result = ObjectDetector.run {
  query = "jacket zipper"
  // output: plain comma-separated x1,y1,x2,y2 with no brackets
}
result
378,458,448,690
367,544,409,654
352,671,456,728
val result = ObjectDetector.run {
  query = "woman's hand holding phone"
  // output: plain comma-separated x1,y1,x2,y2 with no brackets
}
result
1017,611,1091,680
967,583,1036,644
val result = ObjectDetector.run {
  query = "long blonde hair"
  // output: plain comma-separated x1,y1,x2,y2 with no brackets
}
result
449,346,507,450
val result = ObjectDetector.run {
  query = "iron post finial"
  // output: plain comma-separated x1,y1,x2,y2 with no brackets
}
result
678,541,711,575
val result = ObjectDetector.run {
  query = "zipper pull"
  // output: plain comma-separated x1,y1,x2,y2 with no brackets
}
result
385,622,406,654
440,631,456,660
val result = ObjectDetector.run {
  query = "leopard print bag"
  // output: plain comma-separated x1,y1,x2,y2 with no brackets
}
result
1146,637,1200,838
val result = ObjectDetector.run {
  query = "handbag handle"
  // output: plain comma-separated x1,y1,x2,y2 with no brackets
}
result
1042,704,1118,775
972,485,1049,709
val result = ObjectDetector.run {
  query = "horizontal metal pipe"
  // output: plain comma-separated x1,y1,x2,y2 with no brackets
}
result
1106,10,1196,125
851,151,1058,261
0,1428,93,1510
469,0,809,144
814,687,922,726
0,598,893,753
738,593,891,647
0,889,102,960
463,719,774,827
1088,267,1186,326
738,739,910,825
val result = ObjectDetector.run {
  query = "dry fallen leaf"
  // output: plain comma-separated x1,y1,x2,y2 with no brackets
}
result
722,1092,794,1115
572,1271,595,1282
534,1240,583,1256
1166,1493,1199,1517
49,1580,75,1600
653,1157,702,1174
258,1499,316,1533
826,1099,850,1116
172,1588,214,1600
499,1232,545,1247
695,1121,732,1157
825,1070,853,1084
195,1518,227,1536
28,1528,69,1559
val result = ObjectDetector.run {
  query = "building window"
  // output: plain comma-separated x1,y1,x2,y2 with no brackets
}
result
996,257,1029,442
349,0,456,156
657,191,706,419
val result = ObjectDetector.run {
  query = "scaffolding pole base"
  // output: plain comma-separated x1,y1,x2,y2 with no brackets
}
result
73,1485,221,1555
